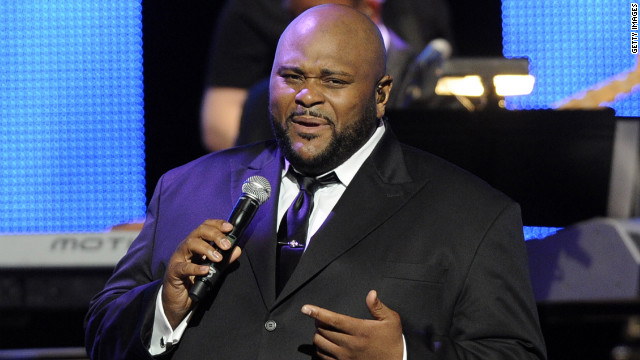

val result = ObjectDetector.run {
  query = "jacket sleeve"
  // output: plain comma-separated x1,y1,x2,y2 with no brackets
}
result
435,202,547,360
84,175,168,360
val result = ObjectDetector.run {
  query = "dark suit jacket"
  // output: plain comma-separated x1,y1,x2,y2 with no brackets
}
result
85,125,546,359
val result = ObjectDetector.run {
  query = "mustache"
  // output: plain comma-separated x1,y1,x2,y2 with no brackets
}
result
287,109,333,124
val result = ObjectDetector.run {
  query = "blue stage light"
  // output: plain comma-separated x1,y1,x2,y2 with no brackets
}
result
502,0,639,116
0,1,145,233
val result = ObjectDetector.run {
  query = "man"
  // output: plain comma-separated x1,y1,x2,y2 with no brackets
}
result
201,0,420,151
85,5,546,359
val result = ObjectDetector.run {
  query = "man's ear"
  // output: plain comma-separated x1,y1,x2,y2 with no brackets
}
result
376,75,393,118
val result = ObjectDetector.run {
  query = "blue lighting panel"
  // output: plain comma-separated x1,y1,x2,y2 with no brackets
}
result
502,0,639,116
0,2,145,233
523,226,562,241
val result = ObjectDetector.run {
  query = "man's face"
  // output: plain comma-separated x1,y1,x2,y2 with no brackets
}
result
269,14,384,176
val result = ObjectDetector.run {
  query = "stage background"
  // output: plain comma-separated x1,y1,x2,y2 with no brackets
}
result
1,1,637,359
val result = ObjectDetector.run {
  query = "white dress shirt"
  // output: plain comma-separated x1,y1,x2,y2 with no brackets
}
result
276,121,385,245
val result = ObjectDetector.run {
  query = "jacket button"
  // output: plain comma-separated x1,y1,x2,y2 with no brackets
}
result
264,320,277,331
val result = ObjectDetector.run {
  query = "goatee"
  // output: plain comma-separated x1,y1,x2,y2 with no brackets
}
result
270,96,379,176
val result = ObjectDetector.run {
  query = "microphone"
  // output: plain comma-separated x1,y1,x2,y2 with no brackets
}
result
189,175,272,303
402,38,452,107
415,38,452,66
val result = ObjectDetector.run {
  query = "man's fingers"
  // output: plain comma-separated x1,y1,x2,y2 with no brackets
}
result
313,331,345,359
366,289,389,321
197,220,234,251
301,304,361,334
168,260,210,281
202,218,233,230
229,246,242,262
182,236,220,263
301,305,342,328
315,324,356,349
303,291,404,360
178,220,235,263
301,290,391,328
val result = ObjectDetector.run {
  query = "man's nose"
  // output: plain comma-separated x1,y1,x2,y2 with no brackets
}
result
295,82,324,108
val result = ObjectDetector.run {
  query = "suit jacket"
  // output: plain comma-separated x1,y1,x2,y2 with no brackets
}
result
85,125,546,359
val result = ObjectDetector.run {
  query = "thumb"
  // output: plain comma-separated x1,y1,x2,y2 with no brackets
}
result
366,289,389,320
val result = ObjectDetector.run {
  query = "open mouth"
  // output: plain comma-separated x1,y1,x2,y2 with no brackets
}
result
290,113,332,130
292,117,325,127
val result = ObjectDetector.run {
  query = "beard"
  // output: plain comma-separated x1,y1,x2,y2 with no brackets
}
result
270,95,379,177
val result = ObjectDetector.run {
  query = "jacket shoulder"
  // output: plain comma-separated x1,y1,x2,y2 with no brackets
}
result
161,140,278,184
400,142,515,206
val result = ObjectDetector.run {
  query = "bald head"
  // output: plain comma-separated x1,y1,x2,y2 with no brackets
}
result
269,4,393,175
275,4,387,82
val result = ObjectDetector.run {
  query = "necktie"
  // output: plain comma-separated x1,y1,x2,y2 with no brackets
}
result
276,171,339,295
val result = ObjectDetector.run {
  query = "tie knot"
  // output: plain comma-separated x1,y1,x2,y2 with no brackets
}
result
291,171,339,195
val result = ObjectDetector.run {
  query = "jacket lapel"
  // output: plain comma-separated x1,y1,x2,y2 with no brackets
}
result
230,143,284,309
274,127,430,303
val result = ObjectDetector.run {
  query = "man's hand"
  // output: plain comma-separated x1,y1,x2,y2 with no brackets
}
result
161,219,242,329
301,290,404,360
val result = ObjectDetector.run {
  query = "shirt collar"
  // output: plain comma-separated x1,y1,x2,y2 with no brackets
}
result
282,121,386,186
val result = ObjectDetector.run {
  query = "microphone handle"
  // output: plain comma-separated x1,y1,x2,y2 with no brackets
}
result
188,196,259,302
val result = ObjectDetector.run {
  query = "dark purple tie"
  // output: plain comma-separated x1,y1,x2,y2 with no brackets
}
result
276,171,339,295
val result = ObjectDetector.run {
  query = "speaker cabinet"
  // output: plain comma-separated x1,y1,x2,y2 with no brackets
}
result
527,218,640,302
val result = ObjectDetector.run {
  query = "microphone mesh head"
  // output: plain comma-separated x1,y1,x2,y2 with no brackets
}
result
242,176,272,205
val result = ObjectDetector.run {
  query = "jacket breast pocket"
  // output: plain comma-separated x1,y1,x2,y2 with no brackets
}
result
383,261,447,284
379,261,448,333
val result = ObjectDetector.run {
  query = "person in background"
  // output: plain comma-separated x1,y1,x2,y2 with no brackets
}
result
200,0,289,152
381,0,453,52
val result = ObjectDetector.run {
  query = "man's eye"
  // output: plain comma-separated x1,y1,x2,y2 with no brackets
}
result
324,78,347,87
282,74,303,82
